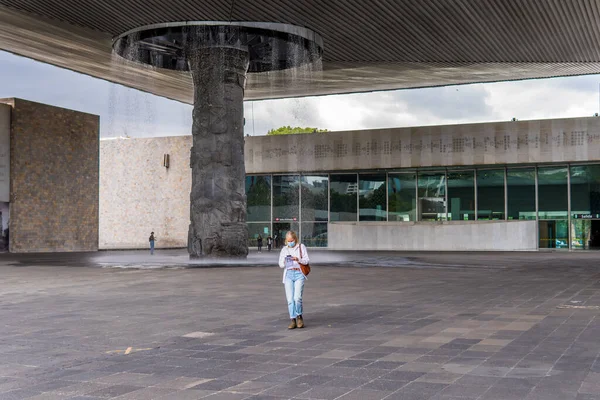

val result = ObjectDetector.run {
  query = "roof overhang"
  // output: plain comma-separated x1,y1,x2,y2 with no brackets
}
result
2,1,600,103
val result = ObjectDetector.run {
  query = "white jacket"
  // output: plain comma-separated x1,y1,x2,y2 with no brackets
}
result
278,243,310,283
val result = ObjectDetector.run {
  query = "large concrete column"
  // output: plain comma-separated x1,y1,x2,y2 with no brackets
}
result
187,46,250,258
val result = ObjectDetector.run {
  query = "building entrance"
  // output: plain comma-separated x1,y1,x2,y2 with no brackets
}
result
273,222,291,248
571,219,600,250
539,220,568,249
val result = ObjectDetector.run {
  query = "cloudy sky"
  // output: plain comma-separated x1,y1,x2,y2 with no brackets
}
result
0,50,599,138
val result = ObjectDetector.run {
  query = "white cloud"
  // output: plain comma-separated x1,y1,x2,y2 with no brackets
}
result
1,50,600,139
245,75,600,135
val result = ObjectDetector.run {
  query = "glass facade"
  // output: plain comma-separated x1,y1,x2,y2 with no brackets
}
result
359,173,386,221
388,173,417,221
538,167,568,220
507,168,536,220
301,175,328,222
301,222,328,248
418,172,446,221
245,163,600,249
273,175,300,221
447,171,474,221
245,175,271,222
538,166,568,249
330,174,357,222
247,222,270,248
477,169,505,220
571,165,600,249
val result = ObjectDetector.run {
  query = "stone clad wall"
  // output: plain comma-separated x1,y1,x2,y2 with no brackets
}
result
244,117,600,173
3,98,99,253
0,103,10,202
99,136,191,249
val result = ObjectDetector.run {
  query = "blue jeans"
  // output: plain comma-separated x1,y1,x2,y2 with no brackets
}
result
150,241,155,255
284,269,305,319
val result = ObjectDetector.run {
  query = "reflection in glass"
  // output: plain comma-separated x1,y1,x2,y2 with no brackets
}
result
571,219,600,250
571,220,590,250
447,171,475,221
247,222,270,248
273,175,300,221
245,175,271,222
570,165,600,217
273,222,299,249
570,165,600,250
539,220,568,249
418,172,446,221
330,174,358,221
359,174,386,221
507,168,536,220
388,173,416,221
538,166,568,220
301,222,327,248
301,175,329,222
477,169,505,220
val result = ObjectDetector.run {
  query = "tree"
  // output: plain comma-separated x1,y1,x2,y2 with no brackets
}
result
267,126,328,136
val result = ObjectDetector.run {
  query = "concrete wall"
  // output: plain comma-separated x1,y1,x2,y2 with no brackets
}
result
328,221,538,251
99,116,600,250
245,117,600,173
2,99,99,253
99,136,191,249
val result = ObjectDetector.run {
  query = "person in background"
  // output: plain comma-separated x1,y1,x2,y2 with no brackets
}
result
257,234,263,253
149,232,156,255
267,235,273,252
278,230,310,329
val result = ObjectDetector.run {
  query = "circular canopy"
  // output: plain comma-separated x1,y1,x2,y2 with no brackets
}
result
113,21,323,73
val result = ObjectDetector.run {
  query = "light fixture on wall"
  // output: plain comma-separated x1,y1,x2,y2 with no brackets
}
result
163,154,170,169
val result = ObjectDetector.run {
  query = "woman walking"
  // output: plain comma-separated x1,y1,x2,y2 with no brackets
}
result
278,231,309,329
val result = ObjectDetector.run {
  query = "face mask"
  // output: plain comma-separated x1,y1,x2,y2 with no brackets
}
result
287,241,295,248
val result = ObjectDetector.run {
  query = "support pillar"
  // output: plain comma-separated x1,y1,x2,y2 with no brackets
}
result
187,46,250,258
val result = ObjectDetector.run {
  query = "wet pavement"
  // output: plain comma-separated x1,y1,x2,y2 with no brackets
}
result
2,250,600,399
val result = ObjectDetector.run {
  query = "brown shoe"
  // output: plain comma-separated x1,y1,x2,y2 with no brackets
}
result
288,319,297,329
297,315,304,328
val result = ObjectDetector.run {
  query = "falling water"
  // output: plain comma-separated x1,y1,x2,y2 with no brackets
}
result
110,22,324,258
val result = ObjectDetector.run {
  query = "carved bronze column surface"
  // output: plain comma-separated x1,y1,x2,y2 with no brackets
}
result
187,44,250,258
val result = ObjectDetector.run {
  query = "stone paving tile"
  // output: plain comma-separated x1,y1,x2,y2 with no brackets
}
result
294,386,353,399
362,379,409,391
111,387,176,399
4,252,600,400
68,397,106,400
201,394,248,400
188,379,243,391
335,388,392,400
155,389,216,400
84,385,144,398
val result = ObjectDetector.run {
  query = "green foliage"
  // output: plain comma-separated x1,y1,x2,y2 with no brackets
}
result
267,126,328,136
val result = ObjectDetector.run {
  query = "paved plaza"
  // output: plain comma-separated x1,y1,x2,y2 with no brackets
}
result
2,251,600,399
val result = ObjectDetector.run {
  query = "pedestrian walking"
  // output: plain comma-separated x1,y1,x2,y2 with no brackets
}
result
149,232,156,255
278,231,310,329
257,234,263,252
267,235,273,252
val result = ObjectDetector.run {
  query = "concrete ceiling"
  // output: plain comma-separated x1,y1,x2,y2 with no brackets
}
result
2,1,600,102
